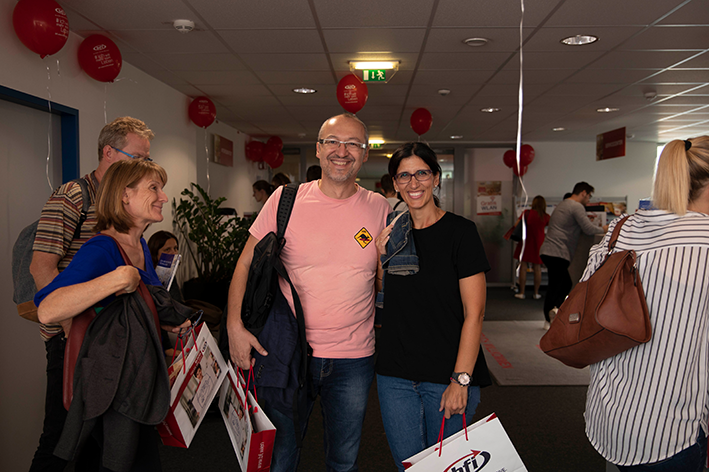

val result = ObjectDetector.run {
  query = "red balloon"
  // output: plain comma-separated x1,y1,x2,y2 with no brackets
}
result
267,136,283,151
13,0,69,58
268,152,284,169
520,144,535,166
263,146,279,166
78,35,122,82
513,165,528,177
336,75,368,114
503,150,516,168
188,96,216,128
245,141,265,162
410,108,433,136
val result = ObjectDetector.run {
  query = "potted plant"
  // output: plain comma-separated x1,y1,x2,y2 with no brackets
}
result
173,183,253,308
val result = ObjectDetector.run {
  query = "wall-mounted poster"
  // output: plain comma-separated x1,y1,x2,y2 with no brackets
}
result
477,181,502,216
596,127,626,161
213,134,234,167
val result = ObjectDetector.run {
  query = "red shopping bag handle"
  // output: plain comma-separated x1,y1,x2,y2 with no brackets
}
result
170,321,201,373
436,413,467,457
236,367,259,413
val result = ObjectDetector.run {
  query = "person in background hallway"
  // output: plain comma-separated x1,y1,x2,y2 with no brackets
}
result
375,142,491,472
513,195,550,300
29,116,154,472
306,165,322,182
227,113,389,472
271,172,291,188
584,137,709,472
539,182,607,329
380,173,408,212
252,180,274,205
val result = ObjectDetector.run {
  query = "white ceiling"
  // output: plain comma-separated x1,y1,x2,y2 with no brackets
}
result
62,0,709,147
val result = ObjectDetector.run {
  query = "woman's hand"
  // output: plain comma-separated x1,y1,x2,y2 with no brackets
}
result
440,383,468,419
375,222,394,256
113,265,141,295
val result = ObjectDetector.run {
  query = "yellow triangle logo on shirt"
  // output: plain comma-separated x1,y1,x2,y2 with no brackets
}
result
354,227,373,249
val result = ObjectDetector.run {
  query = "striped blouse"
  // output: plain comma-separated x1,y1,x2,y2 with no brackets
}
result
583,209,709,466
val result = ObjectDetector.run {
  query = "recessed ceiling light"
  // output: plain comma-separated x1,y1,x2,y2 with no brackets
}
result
292,87,317,94
480,107,500,113
450,135,463,139
560,35,598,46
386,153,393,158
552,127,566,132
596,107,620,113
463,37,489,47
298,133,307,138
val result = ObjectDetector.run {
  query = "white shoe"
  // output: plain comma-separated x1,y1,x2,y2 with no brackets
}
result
533,294,542,300
549,307,559,323
514,293,525,299
543,321,551,331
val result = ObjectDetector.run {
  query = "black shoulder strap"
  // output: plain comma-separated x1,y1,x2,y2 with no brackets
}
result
71,178,91,241
276,183,300,239
393,200,404,211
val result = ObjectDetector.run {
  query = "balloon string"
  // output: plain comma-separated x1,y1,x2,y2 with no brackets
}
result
45,63,53,192
204,130,211,196
516,0,529,262
104,83,108,124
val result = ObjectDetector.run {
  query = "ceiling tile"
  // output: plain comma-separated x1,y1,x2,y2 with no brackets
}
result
658,0,709,25
546,0,685,26
256,70,336,85
111,30,228,54
217,30,324,54
190,0,317,29
524,26,645,52
589,50,700,69
239,53,331,71
175,70,263,85
639,69,709,83
122,52,167,72
312,0,435,27
425,27,530,53
621,26,709,50
419,52,514,70
146,53,247,71
197,83,273,97
433,0,559,27
413,69,496,85
501,51,606,70
323,28,426,53
566,68,660,84
62,0,195,30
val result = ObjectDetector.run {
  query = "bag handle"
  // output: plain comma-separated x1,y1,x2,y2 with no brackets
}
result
606,215,631,256
237,366,259,413
435,412,467,457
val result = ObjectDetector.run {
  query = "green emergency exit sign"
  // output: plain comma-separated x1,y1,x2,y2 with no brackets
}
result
363,70,386,82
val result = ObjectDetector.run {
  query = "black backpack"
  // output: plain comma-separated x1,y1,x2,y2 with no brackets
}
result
13,178,91,321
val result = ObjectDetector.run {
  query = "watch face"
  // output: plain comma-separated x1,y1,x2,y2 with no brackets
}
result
458,372,471,385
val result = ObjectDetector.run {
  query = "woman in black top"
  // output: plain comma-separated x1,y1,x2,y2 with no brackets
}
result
375,142,490,471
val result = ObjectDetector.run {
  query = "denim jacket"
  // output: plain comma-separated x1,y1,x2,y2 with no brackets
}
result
375,211,419,308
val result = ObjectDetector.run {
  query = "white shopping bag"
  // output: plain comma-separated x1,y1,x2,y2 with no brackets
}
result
404,413,527,472
218,363,276,472
158,324,228,448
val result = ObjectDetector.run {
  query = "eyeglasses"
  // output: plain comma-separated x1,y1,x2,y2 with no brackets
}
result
317,139,367,151
111,146,152,162
393,169,434,185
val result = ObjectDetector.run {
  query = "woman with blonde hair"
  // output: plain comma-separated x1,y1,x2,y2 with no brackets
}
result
583,137,709,471
513,195,549,300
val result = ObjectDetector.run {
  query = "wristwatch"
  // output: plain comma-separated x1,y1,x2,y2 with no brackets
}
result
450,372,471,387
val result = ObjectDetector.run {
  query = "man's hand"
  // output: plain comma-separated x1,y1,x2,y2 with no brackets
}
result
440,383,468,419
228,322,268,370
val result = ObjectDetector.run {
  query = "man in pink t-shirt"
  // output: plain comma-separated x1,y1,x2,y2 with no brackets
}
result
227,114,390,472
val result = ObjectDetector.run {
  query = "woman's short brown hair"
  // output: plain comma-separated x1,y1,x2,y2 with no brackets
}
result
95,160,168,234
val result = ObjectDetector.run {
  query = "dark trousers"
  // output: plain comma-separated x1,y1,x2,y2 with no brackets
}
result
541,255,571,321
30,335,68,472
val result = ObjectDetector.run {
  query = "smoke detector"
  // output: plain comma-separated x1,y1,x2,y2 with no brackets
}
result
644,91,657,101
173,19,195,34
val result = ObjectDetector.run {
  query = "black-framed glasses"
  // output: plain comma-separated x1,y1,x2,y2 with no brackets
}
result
317,139,367,151
393,169,433,184
111,146,152,162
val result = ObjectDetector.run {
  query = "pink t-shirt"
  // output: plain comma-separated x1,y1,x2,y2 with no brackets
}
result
250,181,390,358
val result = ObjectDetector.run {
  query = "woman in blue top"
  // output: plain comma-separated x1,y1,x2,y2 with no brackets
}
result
36,159,189,471
375,143,491,471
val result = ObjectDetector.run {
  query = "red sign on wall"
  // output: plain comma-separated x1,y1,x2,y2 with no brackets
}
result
596,127,626,161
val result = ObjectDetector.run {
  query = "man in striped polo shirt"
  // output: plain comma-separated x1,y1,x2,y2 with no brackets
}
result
28,117,154,471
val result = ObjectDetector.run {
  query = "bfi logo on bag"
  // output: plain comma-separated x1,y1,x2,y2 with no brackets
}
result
448,450,491,472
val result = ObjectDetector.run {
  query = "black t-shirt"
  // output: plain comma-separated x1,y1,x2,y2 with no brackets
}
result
376,212,492,386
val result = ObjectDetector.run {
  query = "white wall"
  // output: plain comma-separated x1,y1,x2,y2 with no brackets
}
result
0,0,259,468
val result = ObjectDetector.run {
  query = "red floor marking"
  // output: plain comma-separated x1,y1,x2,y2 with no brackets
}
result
480,333,513,369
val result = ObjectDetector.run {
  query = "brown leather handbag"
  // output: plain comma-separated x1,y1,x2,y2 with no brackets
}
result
62,235,159,410
540,216,652,368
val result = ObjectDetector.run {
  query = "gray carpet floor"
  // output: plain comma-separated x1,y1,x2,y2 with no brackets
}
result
154,286,607,471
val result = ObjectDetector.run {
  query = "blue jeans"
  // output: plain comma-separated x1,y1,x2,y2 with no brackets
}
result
617,429,707,472
377,374,481,472
264,356,374,472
